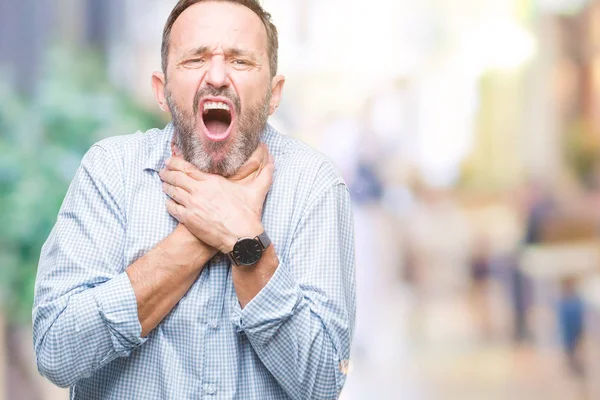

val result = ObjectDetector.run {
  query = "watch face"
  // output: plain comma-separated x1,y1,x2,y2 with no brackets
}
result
233,238,263,266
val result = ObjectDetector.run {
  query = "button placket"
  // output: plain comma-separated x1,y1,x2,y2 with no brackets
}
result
203,262,224,397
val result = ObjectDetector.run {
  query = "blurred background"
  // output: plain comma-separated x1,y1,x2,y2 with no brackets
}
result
2,0,600,399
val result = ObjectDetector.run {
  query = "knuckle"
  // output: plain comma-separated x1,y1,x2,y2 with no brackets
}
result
167,200,177,215
190,183,201,196
179,206,187,219
178,206,189,222
160,170,168,182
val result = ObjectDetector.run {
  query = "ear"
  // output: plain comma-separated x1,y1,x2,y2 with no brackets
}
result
152,71,169,113
268,74,285,115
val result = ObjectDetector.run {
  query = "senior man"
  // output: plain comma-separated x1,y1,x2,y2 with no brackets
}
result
32,0,356,399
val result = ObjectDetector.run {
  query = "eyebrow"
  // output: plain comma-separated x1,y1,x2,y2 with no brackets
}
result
226,48,255,58
180,46,258,61
183,45,210,58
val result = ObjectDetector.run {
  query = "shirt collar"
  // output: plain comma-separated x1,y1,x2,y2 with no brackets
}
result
143,122,175,172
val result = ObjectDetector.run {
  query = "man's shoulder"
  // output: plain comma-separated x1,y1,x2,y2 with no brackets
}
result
92,127,163,156
80,126,170,175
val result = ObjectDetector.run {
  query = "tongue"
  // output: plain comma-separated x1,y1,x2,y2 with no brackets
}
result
205,120,230,137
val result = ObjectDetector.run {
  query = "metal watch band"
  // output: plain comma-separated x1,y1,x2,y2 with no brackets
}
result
256,231,271,250
227,251,240,266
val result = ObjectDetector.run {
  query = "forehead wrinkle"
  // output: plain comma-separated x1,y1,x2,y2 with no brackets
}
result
225,47,261,59
179,45,210,59
170,2,270,62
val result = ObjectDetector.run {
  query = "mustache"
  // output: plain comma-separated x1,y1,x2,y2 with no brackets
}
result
193,86,241,116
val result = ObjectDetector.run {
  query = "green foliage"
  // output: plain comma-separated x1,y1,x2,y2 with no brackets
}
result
0,47,164,324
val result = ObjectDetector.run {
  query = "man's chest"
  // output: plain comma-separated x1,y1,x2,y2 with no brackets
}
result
120,167,309,271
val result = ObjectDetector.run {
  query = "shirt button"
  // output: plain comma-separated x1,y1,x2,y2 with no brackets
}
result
209,321,218,329
204,383,216,395
213,255,221,263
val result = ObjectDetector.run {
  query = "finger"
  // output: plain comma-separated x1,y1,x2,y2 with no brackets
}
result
230,144,268,182
253,153,274,181
162,182,191,206
166,156,207,181
229,161,258,182
252,159,275,197
165,199,186,222
252,143,268,165
159,169,197,193
239,151,273,185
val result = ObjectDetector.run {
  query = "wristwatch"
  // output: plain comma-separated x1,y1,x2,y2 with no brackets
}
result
227,232,271,266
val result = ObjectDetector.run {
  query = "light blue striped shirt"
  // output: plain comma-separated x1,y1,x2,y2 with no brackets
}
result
33,123,356,399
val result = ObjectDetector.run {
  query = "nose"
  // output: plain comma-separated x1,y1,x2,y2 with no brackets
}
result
205,56,229,89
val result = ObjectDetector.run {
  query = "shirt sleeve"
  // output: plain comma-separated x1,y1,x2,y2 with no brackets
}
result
231,180,356,400
32,144,147,388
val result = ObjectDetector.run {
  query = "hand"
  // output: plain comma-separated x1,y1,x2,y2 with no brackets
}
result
168,144,271,239
159,151,274,253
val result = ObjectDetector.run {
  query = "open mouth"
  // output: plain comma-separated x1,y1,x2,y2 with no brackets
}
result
201,100,234,142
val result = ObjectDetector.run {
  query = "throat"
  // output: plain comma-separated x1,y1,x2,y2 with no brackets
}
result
202,108,233,139
205,119,230,136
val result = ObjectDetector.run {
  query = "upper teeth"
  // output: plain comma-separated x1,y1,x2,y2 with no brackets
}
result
204,102,230,112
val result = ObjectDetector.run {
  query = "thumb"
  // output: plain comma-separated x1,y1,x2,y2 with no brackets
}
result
252,159,275,197
235,146,270,184
230,158,260,182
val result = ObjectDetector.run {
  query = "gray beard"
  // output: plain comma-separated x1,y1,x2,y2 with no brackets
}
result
165,87,271,177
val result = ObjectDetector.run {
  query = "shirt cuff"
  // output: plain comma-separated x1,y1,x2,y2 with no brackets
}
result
231,260,302,341
92,272,147,357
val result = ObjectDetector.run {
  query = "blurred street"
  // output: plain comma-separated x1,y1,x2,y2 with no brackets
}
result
4,0,600,399
341,203,586,400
